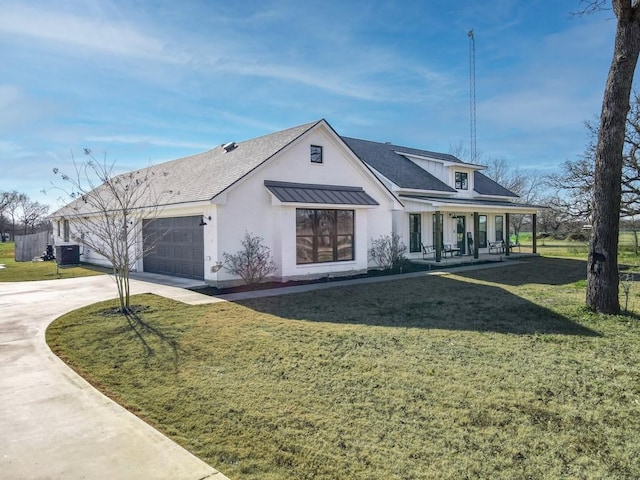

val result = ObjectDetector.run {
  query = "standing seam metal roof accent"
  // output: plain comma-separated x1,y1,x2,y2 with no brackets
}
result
264,180,379,205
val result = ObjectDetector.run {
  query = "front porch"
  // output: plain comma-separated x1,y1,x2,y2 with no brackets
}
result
409,250,538,270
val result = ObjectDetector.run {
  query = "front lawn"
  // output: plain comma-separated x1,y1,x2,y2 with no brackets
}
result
0,242,106,281
47,256,640,479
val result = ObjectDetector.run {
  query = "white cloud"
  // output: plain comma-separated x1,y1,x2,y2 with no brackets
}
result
0,4,183,63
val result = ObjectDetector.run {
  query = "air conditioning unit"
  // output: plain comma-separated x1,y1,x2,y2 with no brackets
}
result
56,244,80,266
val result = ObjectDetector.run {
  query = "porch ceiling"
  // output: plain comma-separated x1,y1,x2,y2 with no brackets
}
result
400,194,538,214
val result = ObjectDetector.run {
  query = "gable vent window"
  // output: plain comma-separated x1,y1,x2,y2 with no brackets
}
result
455,172,468,190
310,145,323,164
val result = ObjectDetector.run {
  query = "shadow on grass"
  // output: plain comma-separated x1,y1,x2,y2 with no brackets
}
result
237,260,599,337
458,256,587,287
123,308,180,371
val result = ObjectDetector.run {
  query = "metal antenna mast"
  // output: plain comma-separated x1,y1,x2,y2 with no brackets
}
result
468,29,477,163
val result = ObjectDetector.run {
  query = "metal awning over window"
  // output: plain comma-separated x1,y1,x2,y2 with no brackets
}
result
264,180,379,206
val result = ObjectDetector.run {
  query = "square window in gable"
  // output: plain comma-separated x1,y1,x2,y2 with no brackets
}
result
455,171,468,190
310,145,323,164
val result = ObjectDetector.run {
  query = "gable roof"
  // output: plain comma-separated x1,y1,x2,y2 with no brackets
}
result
342,137,456,192
473,171,519,198
141,120,322,206
342,136,518,198
52,120,517,218
53,121,322,216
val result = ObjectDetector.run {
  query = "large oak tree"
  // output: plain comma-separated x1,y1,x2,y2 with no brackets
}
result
587,0,640,314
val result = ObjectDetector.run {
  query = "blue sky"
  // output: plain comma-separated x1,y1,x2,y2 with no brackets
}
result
0,0,618,208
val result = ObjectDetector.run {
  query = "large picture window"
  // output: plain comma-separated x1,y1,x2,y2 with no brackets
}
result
409,214,421,253
296,209,354,264
479,215,487,248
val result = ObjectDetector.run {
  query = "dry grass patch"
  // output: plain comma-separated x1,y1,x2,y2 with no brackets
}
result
47,256,640,479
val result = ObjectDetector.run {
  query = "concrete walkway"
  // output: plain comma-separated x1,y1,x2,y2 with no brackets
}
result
0,275,227,480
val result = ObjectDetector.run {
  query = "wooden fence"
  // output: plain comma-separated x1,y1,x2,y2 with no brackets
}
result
15,231,52,262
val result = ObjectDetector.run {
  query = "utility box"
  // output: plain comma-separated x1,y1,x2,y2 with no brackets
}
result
56,244,80,266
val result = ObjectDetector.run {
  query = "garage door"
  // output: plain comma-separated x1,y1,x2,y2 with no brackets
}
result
143,216,204,279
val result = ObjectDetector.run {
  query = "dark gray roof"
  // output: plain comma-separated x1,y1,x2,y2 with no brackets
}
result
474,172,518,198
264,180,378,206
342,136,519,198
342,137,456,192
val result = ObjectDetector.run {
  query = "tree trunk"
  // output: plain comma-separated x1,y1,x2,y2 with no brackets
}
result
587,1,640,314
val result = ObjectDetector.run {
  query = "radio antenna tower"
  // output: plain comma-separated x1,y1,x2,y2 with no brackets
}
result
468,29,477,163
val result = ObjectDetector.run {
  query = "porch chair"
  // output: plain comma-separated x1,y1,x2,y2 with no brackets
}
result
421,244,436,260
488,240,504,254
442,244,460,258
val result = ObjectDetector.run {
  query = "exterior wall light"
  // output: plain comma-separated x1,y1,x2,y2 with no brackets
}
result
211,261,223,273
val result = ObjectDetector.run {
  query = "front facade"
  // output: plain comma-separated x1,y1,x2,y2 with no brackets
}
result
51,119,537,286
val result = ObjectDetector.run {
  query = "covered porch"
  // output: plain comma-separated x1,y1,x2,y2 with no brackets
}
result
402,195,539,264
410,249,538,270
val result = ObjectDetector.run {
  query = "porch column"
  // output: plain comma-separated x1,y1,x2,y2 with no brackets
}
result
532,213,537,254
473,212,479,259
505,213,511,257
435,211,442,263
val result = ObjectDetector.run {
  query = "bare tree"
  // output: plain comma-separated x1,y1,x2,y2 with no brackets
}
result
50,149,169,313
0,191,11,241
4,191,26,240
537,194,585,239
480,157,544,242
17,196,49,234
581,0,640,314
549,94,640,221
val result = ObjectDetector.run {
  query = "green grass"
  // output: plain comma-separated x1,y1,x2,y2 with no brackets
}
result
535,233,640,264
47,256,640,479
0,242,106,281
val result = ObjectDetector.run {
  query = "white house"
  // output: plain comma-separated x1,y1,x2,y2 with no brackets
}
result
51,119,538,286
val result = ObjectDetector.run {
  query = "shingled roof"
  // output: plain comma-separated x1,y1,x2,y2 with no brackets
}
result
342,137,456,192
53,120,518,218
473,171,518,198
141,120,322,206
342,136,518,198
54,120,321,216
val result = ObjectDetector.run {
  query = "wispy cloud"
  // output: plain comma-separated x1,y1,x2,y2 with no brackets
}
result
0,4,179,62
0,3,455,104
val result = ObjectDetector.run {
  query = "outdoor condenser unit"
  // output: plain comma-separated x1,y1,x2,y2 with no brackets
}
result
56,244,80,266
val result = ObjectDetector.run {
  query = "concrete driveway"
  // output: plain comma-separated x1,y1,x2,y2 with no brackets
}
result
0,275,228,480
